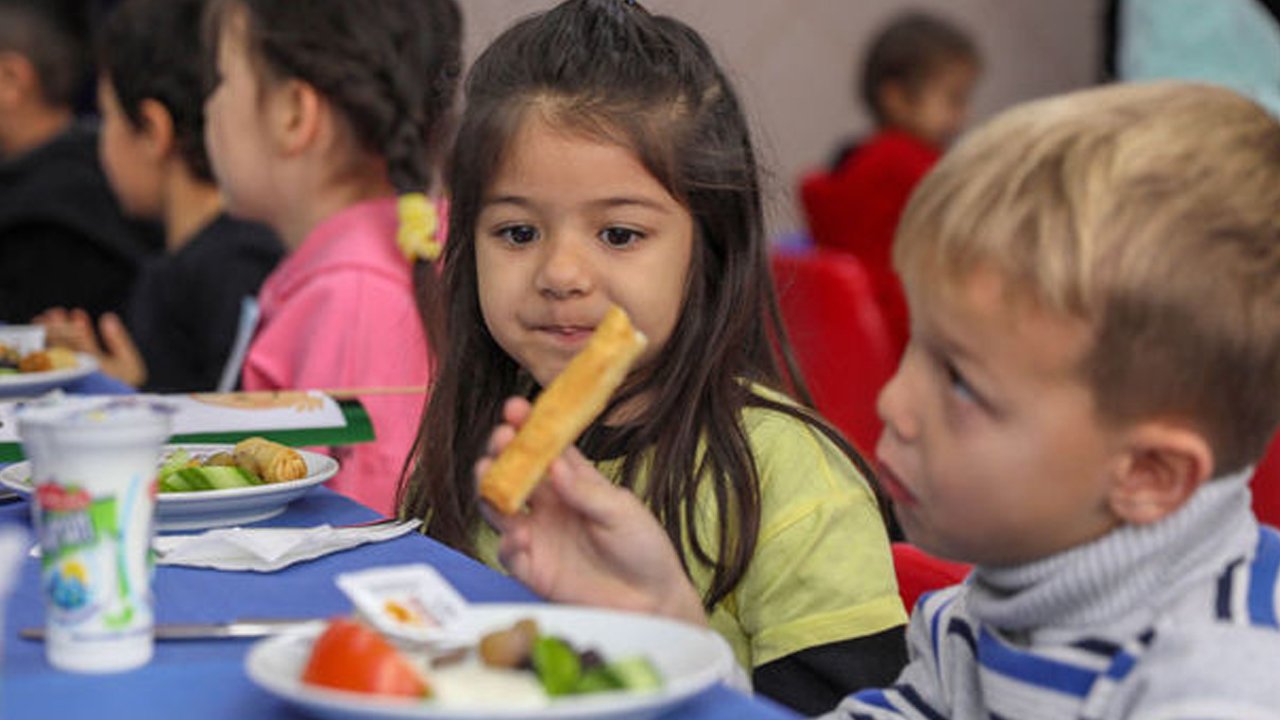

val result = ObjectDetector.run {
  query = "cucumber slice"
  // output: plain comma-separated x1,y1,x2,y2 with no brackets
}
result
602,656,661,691
573,666,623,693
164,465,262,492
158,450,192,481
196,466,259,490
176,467,214,491
159,473,194,493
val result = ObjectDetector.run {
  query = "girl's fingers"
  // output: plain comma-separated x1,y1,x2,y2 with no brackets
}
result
484,423,517,458
498,542,530,579
501,396,533,425
479,495,508,533
546,452,625,523
474,454,511,532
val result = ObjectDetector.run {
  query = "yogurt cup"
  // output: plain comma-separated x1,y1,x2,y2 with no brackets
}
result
17,397,172,673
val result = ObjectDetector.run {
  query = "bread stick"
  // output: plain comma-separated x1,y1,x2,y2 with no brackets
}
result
233,436,308,483
480,305,648,514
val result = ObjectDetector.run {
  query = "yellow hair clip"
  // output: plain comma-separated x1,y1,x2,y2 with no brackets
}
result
396,192,441,262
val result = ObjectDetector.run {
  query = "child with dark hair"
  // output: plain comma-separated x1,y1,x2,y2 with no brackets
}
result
37,0,284,393
397,0,907,713
0,0,160,324
202,0,461,513
800,11,980,358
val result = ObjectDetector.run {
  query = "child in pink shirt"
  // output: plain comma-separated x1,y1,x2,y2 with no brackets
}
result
243,199,429,512
203,0,461,513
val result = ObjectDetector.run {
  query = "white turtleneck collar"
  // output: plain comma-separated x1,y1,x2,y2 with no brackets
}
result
965,468,1257,634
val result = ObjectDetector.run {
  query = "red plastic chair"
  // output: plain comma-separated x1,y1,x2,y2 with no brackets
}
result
891,543,971,612
1252,431,1280,527
770,249,898,454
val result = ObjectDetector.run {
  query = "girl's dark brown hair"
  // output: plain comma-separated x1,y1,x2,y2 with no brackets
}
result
204,0,462,350
397,0,876,609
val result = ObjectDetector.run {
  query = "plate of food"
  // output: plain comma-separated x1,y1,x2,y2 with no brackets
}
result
0,345,98,397
245,603,737,720
0,437,338,530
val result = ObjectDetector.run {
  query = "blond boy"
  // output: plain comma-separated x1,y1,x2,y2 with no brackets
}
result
482,81,1280,718
833,80,1280,718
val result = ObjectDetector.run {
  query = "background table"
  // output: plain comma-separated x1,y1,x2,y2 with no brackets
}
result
1,487,799,720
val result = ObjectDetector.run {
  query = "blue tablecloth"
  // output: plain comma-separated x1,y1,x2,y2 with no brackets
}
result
63,371,135,396
0,488,798,720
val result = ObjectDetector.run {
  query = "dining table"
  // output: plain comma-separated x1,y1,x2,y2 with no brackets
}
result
0,374,801,720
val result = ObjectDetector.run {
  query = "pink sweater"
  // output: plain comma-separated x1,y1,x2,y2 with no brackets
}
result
242,198,429,514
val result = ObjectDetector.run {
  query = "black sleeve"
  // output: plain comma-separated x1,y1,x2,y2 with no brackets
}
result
751,625,908,716
0,224,138,323
193,246,277,367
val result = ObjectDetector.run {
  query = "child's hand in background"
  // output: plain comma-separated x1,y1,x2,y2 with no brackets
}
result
478,396,707,627
34,307,147,388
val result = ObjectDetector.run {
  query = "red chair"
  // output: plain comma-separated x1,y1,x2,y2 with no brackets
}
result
770,249,897,454
1252,431,1280,527
891,543,970,612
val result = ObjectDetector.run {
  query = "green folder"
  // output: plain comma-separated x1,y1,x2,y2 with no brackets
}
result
0,398,374,463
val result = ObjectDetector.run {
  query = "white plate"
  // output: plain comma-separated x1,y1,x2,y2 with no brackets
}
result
0,353,97,397
245,603,736,720
0,443,338,531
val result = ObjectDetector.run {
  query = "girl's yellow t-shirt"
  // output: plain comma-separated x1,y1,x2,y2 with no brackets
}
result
473,399,907,670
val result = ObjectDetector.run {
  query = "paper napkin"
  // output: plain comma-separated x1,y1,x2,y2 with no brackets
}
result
153,519,422,572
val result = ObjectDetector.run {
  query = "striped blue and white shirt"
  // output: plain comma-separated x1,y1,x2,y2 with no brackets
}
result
827,470,1280,720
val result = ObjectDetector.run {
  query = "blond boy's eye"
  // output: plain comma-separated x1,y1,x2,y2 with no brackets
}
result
944,360,978,404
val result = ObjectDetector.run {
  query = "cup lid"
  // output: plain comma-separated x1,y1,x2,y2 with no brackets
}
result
16,395,174,434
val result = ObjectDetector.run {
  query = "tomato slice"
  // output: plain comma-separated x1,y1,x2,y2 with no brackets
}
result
301,618,430,698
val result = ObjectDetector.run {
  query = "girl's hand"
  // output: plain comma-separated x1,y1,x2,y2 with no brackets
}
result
34,308,147,388
478,397,707,627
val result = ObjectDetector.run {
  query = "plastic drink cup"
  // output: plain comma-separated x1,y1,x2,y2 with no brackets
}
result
17,397,172,673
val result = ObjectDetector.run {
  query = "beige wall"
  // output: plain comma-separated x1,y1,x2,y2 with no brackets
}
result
458,1,1105,238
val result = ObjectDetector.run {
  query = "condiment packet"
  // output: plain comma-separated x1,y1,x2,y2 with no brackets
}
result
335,564,473,649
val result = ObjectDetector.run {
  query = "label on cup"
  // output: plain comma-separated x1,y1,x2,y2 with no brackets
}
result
33,475,156,651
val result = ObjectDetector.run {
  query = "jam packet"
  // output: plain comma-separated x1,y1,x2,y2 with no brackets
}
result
335,564,472,649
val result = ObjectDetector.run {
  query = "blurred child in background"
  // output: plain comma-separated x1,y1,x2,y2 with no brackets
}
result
800,12,980,358
202,0,461,513
398,1,907,712
38,0,283,393
0,0,159,324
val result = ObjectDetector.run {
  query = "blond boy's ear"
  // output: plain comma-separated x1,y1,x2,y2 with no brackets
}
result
1109,423,1214,525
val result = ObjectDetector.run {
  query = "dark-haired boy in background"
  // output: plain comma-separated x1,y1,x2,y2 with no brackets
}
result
38,0,283,392
0,0,159,324
800,12,980,358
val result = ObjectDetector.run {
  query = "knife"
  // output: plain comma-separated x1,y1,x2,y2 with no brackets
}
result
20,618,321,641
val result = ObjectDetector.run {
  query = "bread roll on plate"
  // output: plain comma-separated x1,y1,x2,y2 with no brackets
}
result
480,305,647,514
